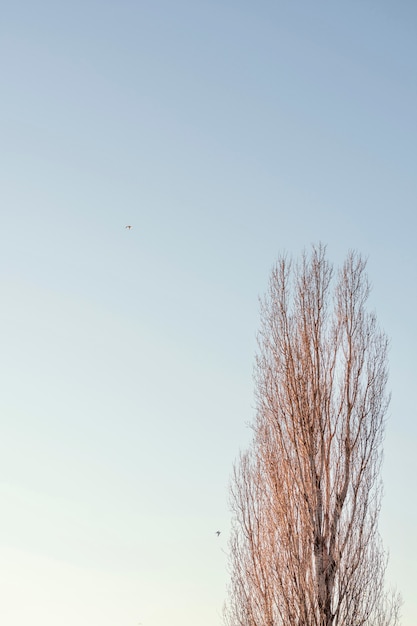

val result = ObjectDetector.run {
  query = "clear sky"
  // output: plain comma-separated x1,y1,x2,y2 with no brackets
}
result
0,2,416,625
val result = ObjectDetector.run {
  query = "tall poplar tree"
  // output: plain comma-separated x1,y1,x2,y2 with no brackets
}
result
225,245,400,626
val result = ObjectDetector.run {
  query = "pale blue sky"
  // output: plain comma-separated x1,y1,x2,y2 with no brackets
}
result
1,2,416,625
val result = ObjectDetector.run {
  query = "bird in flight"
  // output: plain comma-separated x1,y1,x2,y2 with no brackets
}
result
125,225,133,230
216,531,221,536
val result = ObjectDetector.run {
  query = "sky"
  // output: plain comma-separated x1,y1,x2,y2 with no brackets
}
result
0,1,416,625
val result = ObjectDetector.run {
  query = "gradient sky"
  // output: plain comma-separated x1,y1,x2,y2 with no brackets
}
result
1,2,416,625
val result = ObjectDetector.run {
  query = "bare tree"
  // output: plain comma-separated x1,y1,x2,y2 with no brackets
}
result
225,245,401,626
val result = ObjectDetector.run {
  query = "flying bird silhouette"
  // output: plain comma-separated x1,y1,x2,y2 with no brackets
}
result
216,531,221,536
125,225,133,230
